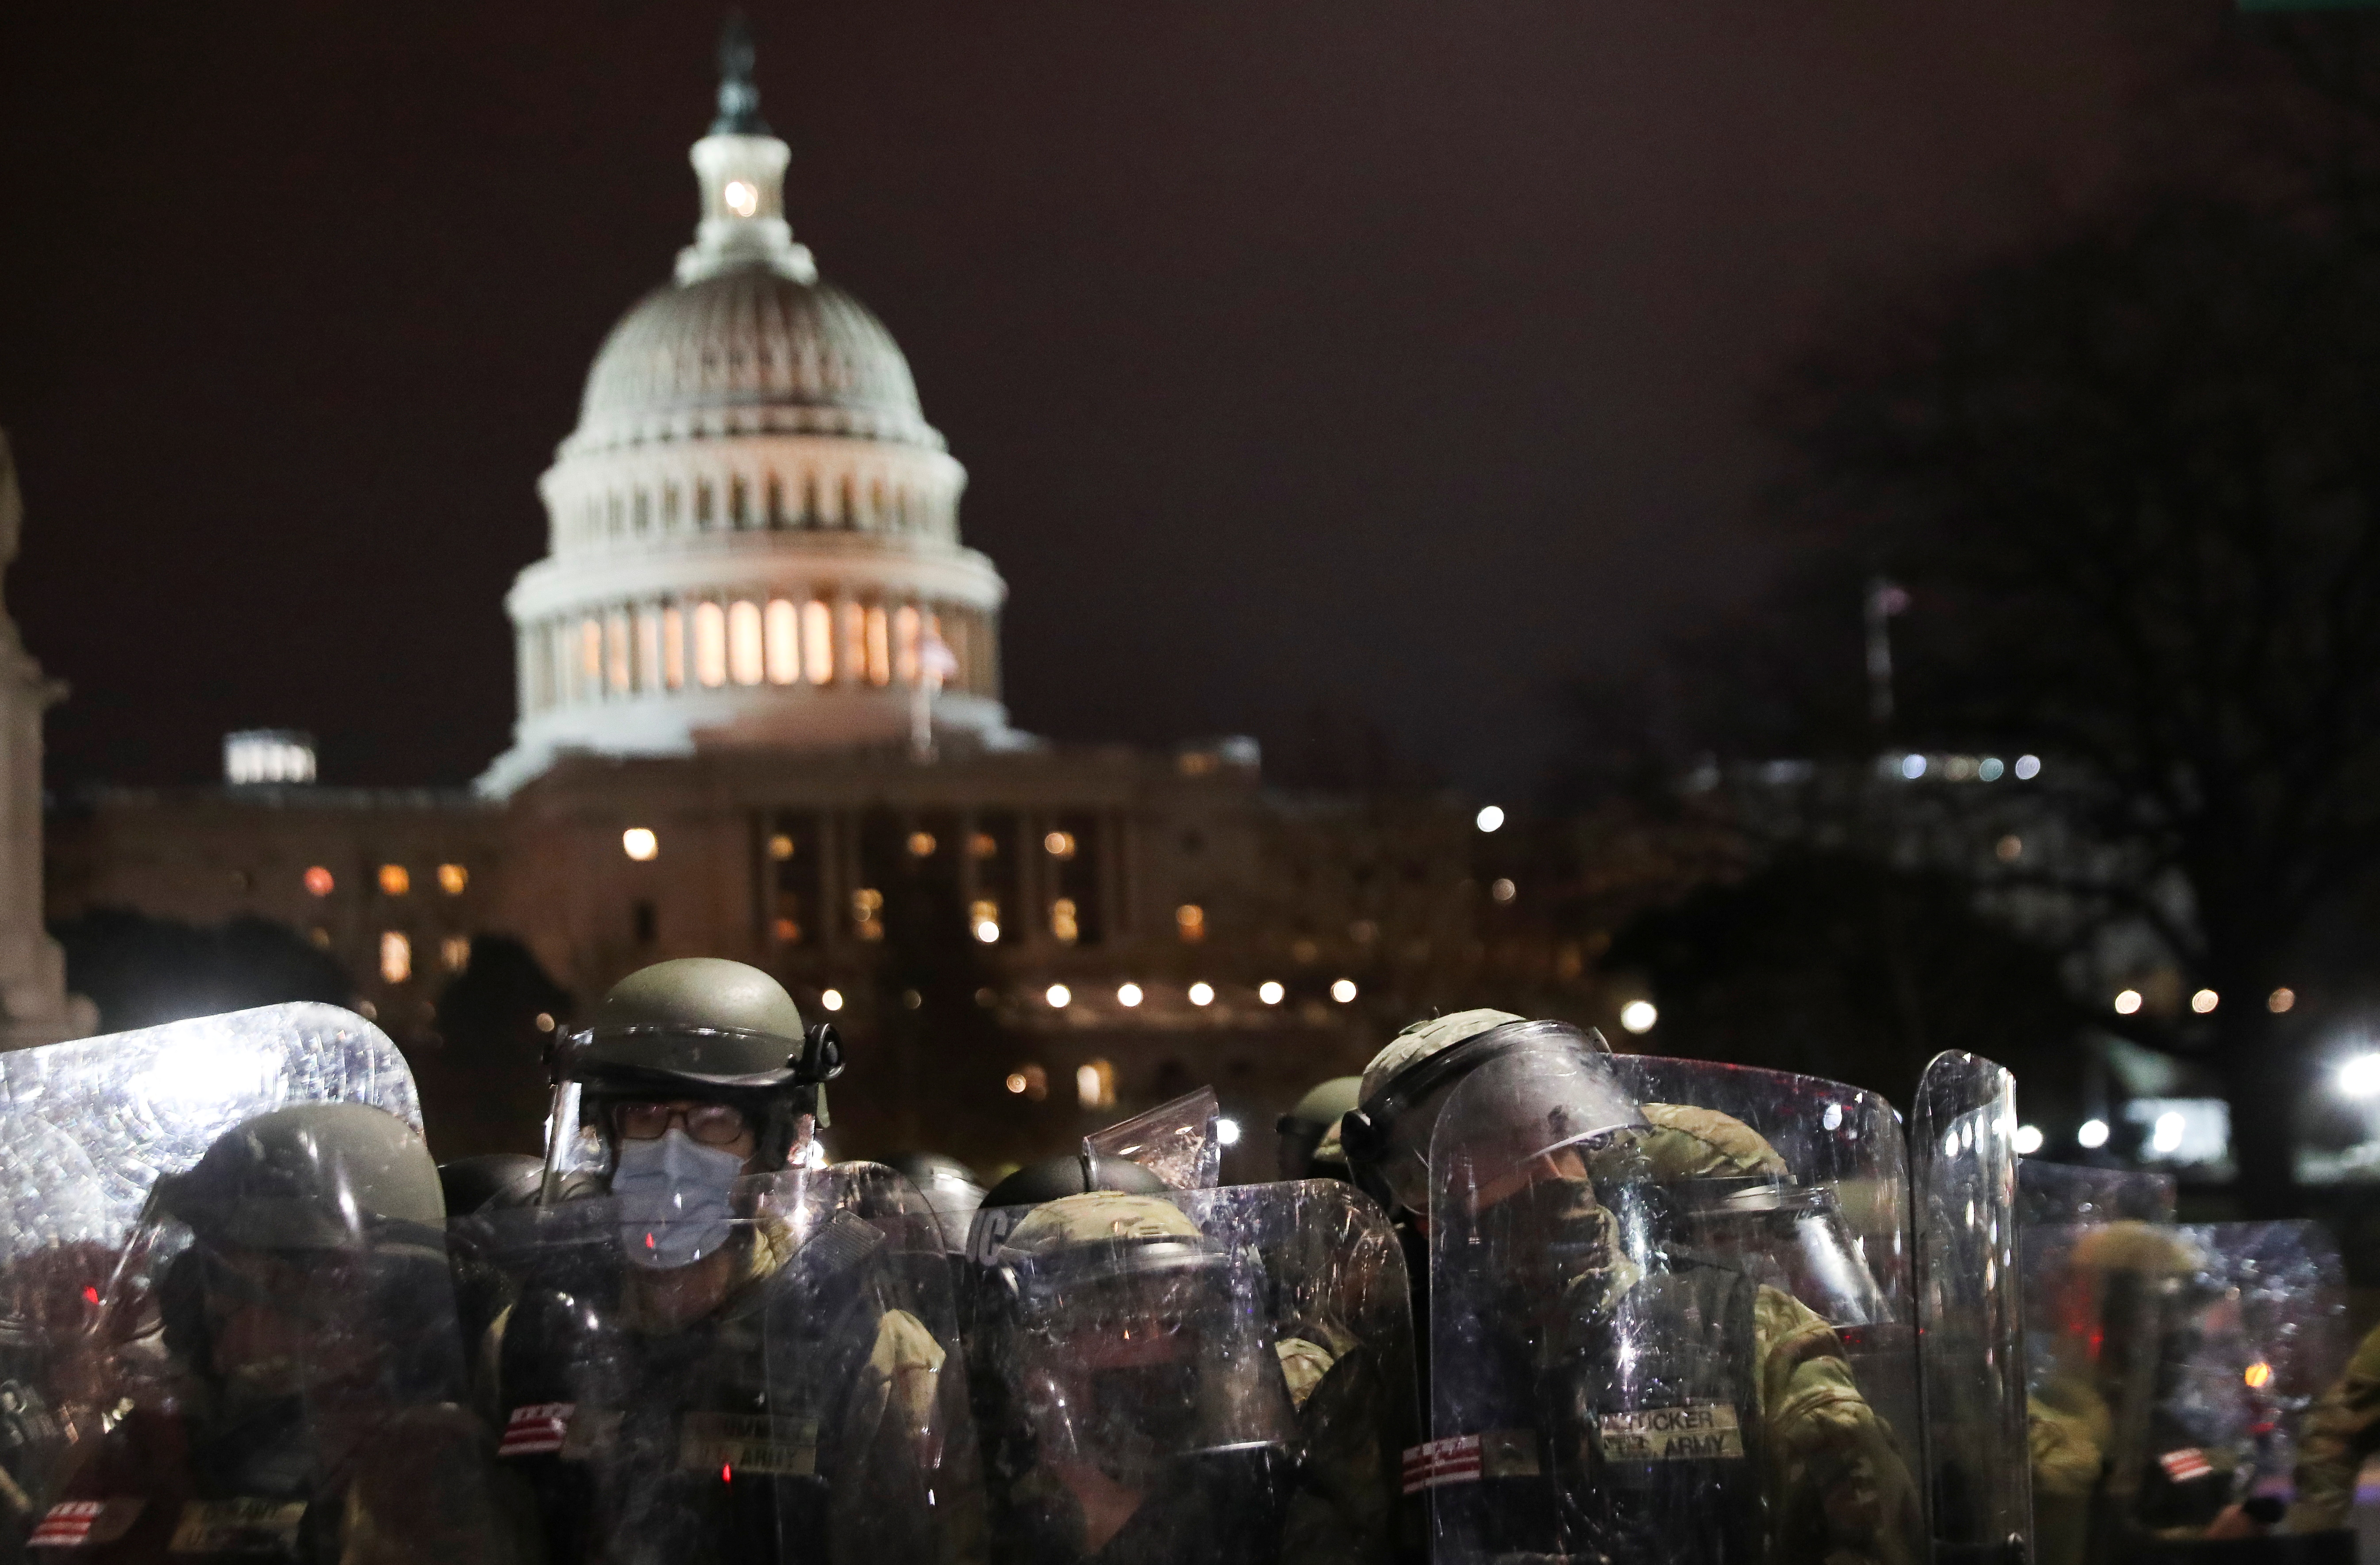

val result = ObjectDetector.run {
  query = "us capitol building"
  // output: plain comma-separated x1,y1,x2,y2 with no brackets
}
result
39,35,1502,1166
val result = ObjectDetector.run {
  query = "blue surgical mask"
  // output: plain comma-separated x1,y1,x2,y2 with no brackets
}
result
611,1128,745,1270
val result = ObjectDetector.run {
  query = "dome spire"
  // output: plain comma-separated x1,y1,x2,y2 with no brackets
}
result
711,12,771,137
676,13,813,285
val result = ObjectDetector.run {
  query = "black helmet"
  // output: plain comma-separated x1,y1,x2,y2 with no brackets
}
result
884,1152,987,1251
437,1154,547,1217
982,1152,1169,1210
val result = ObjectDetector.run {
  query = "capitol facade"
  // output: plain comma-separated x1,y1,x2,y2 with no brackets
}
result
42,33,1492,1170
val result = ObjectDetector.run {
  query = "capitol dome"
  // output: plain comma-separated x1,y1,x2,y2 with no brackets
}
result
571,270,941,456
478,31,1014,798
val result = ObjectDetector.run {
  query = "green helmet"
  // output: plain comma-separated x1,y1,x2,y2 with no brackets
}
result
567,958,836,1090
155,1103,444,1251
1277,1076,1362,1181
996,1192,1221,1310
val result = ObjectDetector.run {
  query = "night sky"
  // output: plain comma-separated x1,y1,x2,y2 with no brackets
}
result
0,3,2140,796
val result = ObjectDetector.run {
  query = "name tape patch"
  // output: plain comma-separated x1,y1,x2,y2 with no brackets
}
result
1598,1402,1745,1463
679,1412,819,1478
167,1500,306,1555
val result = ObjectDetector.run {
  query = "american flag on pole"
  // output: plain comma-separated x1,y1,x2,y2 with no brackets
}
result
919,628,959,688
2159,1447,2215,1484
1401,1435,1484,1493
30,1504,103,1548
500,1403,577,1458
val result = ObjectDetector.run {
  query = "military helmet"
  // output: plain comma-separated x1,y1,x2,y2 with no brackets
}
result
1277,1076,1362,1181
885,1152,987,1250
437,1153,546,1217
565,958,839,1092
156,1103,445,1251
996,1192,1221,1309
1340,1009,1612,1210
981,1151,1169,1209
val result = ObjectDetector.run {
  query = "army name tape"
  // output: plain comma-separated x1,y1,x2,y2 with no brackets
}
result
168,1500,306,1555
1596,1402,1744,1463
677,1412,819,1478
1401,1431,1542,1493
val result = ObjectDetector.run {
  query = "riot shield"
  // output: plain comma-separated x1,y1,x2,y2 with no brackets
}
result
1427,1043,1927,1565
0,1122,113,1565
1082,1088,1223,1191
2018,1161,2177,1228
472,1162,986,1565
1910,1050,2030,1564
2114,1223,2349,1548
0,1005,420,1251
965,1179,1416,1565
24,1102,516,1565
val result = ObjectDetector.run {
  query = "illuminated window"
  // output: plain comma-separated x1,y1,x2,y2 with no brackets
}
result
663,606,686,690
728,600,764,686
970,832,997,859
724,178,757,217
768,833,796,861
378,864,411,897
1050,898,1080,945
895,604,922,684
803,601,834,684
304,866,335,897
852,887,884,941
694,602,728,688
635,608,662,693
1077,1059,1115,1110
842,600,866,681
1188,981,1214,1006
1043,831,1076,859
765,600,800,684
970,899,1000,943
440,935,471,973
1176,903,1205,943
1008,1063,1048,1101
607,611,632,694
436,863,467,895
865,605,891,686
622,827,658,861
379,931,411,985
579,619,602,689
907,831,937,858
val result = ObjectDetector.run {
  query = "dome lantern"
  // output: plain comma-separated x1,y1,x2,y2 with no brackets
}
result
677,15,814,286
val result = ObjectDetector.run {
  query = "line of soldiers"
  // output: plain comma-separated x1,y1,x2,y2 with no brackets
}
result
0,957,2367,1565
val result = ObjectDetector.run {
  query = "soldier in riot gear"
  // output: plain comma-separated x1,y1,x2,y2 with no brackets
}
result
35,1103,524,1565
1277,1080,1362,1185
1342,1009,1921,1565
973,1193,1300,1565
481,957,982,1565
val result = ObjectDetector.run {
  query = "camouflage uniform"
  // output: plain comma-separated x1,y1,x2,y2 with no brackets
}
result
2288,1318,2380,1533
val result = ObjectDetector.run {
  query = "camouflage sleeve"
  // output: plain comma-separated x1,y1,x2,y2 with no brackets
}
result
2287,1320,2380,1534
1753,1286,1922,1565
1276,1344,1416,1565
2028,1392,2105,1565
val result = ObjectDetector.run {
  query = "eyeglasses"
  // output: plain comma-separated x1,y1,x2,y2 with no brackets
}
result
612,1100,752,1147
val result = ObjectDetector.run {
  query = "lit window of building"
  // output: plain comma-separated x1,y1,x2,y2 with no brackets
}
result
865,605,891,686
728,600,765,686
768,833,795,861
907,831,937,858
841,601,866,683
379,864,411,897
1043,830,1076,859
636,607,662,691
694,602,728,688
580,619,602,690
380,932,411,985
803,600,834,683
1187,981,1214,1006
607,611,632,693
441,936,471,973
1077,1059,1115,1110
895,604,921,683
970,899,1000,944
1050,897,1079,945
437,863,467,895
1176,903,1205,942
623,827,659,861
970,832,997,859
765,599,800,684
304,866,335,897
663,605,687,689
852,887,884,941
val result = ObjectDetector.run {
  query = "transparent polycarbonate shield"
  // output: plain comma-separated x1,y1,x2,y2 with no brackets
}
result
0,1004,419,1251
0,1119,114,1557
965,1179,1411,1565
33,1105,515,1565
1910,1050,2031,1563
2018,1159,2178,1228
2130,1223,2349,1526
1082,1086,1223,1190
1425,1045,1926,1565
472,1162,986,1565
